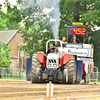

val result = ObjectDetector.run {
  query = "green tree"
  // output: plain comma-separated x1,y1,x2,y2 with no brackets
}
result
4,0,22,30
18,21,53,57
0,4,7,30
0,0,22,30
17,0,54,56
0,40,12,68
88,30,100,71
0,16,7,30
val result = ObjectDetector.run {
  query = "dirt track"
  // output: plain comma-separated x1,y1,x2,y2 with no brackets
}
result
0,80,100,100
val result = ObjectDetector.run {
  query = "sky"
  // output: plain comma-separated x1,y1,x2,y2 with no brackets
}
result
0,0,16,5
0,0,16,12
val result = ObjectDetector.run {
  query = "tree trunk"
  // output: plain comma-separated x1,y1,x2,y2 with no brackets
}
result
84,4,87,13
0,74,1,78
74,1,81,22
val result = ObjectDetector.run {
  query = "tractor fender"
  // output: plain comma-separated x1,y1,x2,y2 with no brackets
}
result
61,53,70,66
37,52,45,65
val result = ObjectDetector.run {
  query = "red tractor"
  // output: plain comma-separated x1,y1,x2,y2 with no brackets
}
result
31,39,75,83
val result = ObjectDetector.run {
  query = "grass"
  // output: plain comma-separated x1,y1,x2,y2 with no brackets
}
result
0,78,26,81
89,82,100,84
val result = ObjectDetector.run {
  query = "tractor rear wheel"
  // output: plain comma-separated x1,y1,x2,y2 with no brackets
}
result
31,54,42,83
64,55,76,84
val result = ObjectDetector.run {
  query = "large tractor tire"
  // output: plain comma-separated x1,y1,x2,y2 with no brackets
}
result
31,54,42,83
64,55,76,84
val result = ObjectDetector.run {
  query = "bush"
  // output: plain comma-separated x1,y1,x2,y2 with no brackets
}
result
0,40,12,68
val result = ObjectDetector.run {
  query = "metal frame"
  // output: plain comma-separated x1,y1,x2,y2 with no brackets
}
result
89,66,98,83
67,26,88,42
65,43,83,48
46,39,62,53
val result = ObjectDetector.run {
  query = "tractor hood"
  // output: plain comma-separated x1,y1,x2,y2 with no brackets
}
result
47,53,59,69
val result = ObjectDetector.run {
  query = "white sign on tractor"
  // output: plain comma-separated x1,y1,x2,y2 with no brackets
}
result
59,47,90,57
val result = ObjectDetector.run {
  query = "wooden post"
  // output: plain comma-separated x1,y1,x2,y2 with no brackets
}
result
48,81,51,100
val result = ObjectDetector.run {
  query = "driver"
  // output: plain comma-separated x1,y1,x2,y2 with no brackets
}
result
71,35,80,43
47,43,55,54
62,36,67,47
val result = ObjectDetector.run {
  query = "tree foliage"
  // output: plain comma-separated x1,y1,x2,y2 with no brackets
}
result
0,40,12,68
0,0,22,30
0,16,7,30
18,21,53,57
88,30,100,71
17,0,54,57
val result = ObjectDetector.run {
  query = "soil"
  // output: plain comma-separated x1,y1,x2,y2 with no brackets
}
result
0,80,100,100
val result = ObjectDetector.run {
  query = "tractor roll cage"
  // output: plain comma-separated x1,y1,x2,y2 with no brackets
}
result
46,39,62,53
46,39,63,67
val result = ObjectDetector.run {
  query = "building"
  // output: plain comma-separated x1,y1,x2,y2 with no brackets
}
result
0,29,26,69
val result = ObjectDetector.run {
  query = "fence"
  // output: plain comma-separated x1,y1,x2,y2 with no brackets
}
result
0,67,100,82
90,66,100,83
90,72,100,83
0,67,26,79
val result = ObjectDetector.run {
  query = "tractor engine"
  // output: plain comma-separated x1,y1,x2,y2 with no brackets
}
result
47,53,59,69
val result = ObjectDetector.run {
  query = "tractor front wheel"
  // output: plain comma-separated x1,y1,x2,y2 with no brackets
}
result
31,54,42,83
64,55,76,84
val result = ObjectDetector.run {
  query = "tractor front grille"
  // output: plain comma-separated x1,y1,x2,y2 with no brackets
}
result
47,70,57,76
